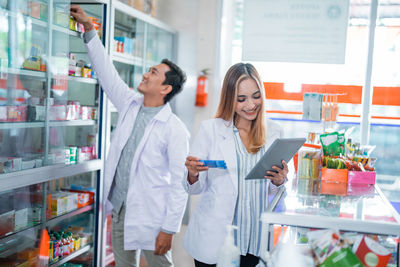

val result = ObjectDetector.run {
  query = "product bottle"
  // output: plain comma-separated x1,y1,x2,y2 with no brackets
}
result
217,225,240,267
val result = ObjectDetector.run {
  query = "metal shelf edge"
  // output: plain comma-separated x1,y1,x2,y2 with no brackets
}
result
50,245,91,267
260,212,400,236
49,120,97,127
0,159,103,191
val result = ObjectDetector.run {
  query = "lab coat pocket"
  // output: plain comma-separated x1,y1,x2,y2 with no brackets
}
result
208,168,234,195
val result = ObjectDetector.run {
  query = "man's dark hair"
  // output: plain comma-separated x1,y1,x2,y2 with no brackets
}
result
161,59,186,103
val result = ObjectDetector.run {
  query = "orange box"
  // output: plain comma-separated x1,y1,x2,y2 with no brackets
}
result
321,181,347,196
67,189,94,208
321,168,348,183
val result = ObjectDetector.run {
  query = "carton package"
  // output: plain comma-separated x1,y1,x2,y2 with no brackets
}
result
27,105,45,121
67,189,94,208
0,210,15,236
65,192,78,213
0,157,22,173
14,208,28,231
50,192,67,217
0,106,6,122
30,1,41,19
320,248,362,267
49,105,67,121
21,160,36,170
7,106,27,122
321,168,348,183
347,171,376,185
353,235,391,267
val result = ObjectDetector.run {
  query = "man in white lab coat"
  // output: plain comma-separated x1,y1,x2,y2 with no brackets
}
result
71,6,189,267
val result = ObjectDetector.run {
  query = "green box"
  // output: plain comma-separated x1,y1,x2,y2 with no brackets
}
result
320,248,362,267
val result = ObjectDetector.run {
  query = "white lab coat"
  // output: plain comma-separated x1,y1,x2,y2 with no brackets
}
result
86,35,189,250
182,118,283,264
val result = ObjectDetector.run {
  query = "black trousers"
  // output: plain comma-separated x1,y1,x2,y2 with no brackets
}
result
194,253,259,267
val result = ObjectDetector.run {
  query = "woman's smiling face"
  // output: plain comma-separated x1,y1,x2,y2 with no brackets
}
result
234,78,262,122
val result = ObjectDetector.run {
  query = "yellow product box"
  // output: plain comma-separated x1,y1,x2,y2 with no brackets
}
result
81,67,91,78
51,193,67,217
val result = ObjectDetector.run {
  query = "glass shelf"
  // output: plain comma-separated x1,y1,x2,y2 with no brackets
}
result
4,68,47,79
52,24,83,38
261,177,400,236
47,204,94,226
49,245,91,267
111,52,143,66
68,75,98,84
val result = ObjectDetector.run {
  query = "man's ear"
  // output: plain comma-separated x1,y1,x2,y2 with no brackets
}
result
161,85,172,96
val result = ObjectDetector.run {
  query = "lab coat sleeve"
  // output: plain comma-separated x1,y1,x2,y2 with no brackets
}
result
182,122,210,195
268,178,288,195
85,35,139,112
162,122,190,233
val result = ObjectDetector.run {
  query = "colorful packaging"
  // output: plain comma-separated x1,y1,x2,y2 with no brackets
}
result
297,144,321,179
199,160,227,169
353,235,392,267
320,248,362,267
320,132,342,156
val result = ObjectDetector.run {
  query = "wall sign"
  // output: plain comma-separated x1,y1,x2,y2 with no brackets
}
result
243,0,350,64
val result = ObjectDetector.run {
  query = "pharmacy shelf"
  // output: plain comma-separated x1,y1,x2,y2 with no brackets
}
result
0,120,96,130
47,205,94,227
26,16,47,28
1,7,47,28
50,245,91,267
49,120,97,127
6,68,46,79
52,24,83,38
0,159,102,192
0,237,36,258
113,0,176,33
111,52,143,66
69,75,98,84
0,122,45,129
71,0,109,4
0,223,42,248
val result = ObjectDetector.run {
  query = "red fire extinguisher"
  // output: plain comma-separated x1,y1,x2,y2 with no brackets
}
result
195,69,209,107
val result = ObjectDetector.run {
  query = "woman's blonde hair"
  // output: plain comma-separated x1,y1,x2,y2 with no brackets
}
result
215,63,266,153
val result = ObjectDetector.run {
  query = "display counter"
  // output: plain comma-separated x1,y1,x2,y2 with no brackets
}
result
260,176,400,265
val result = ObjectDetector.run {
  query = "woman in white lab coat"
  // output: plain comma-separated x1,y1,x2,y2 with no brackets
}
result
182,63,288,267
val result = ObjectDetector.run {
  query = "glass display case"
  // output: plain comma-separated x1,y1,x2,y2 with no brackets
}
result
259,176,400,265
104,1,176,265
0,0,107,265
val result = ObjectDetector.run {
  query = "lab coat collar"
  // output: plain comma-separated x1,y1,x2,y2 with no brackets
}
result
137,94,172,123
216,119,238,191
153,103,172,122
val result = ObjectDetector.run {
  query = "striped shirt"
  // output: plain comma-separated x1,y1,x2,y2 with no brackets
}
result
232,127,269,257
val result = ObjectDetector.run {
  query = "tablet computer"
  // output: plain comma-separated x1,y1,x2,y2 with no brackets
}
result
245,137,306,180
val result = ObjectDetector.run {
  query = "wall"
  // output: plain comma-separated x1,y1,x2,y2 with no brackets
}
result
156,0,222,135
